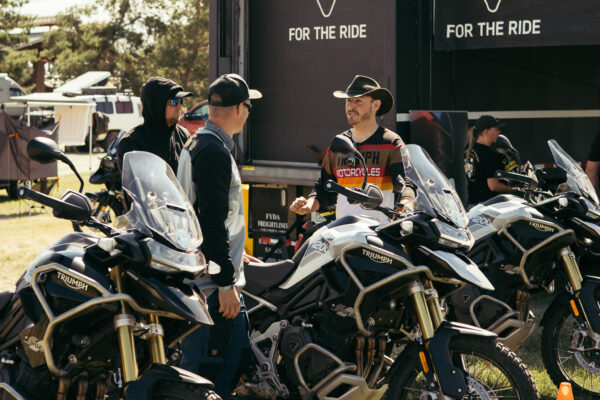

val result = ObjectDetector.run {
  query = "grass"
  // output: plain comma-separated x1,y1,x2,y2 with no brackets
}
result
0,173,103,291
0,176,593,399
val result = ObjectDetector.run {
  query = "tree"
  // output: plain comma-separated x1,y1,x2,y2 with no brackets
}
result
41,0,210,100
0,0,36,86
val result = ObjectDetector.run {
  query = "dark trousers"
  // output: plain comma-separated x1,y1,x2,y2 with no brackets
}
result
180,292,249,400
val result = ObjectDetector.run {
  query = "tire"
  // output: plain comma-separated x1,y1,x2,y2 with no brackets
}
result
150,381,221,400
541,301,600,398
386,336,538,399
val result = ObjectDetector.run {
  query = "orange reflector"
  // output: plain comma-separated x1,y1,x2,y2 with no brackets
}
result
570,300,579,317
101,206,106,212
419,351,430,373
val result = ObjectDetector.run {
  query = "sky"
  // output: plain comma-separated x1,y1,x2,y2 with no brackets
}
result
20,0,94,17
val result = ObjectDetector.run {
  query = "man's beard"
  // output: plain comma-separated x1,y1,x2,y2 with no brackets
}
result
347,109,373,126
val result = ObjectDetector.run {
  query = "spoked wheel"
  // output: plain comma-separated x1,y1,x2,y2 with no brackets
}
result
387,336,538,399
542,301,600,398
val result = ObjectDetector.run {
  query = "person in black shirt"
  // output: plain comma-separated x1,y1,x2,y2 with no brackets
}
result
464,115,513,208
117,76,192,172
585,132,600,196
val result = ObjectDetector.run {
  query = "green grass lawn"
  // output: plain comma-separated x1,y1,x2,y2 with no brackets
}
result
0,173,103,291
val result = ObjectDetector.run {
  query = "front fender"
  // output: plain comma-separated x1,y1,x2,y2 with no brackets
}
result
388,321,497,398
124,364,213,399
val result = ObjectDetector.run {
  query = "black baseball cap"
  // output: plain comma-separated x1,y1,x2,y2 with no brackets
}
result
474,115,506,133
208,73,262,106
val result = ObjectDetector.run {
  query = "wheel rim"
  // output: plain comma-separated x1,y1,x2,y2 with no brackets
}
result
399,352,520,399
552,313,600,394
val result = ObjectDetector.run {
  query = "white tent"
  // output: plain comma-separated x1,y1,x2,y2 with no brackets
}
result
9,92,95,146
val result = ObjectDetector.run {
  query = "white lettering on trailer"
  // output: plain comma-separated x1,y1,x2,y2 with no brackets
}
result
289,27,311,41
446,24,474,39
289,24,367,42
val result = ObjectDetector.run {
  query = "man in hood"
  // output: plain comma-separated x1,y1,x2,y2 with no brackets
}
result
117,76,193,172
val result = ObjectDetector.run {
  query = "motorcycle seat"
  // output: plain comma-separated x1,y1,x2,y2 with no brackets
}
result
244,259,297,295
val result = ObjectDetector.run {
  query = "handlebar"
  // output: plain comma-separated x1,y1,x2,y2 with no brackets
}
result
325,180,374,204
495,170,538,188
18,186,91,221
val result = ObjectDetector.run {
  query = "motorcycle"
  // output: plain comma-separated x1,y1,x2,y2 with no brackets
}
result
447,138,600,398
1,137,220,400
234,135,538,399
73,130,127,233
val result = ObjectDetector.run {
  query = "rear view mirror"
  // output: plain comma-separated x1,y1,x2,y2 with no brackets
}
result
184,112,191,120
330,135,358,157
27,137,66,164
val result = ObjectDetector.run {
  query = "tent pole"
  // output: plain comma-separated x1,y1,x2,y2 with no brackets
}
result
26,104,30,127
89,106,93,172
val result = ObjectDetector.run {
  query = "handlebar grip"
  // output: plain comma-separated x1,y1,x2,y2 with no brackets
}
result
324,180,371,203
18,186,90,220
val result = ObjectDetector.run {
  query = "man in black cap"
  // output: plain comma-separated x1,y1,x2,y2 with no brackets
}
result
290,74,415,223
177,73,262,399
117,76,192,172
464,115,513,207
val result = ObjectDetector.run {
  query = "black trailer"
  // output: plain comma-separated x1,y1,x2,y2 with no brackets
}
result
209,0,600,258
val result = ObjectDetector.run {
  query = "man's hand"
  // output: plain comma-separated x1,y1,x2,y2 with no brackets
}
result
243,250,263,264
397,198,415,213
218,287,241,319
290,196,320,215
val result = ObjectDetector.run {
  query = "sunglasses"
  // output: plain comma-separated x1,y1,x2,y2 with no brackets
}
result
168,98,184,107
242,102,252,112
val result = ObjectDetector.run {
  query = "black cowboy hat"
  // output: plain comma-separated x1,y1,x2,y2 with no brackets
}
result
333,75,394,116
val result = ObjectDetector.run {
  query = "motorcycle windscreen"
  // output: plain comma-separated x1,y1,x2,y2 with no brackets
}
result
401,144,469,229
120,151,202,251
548,139,600,205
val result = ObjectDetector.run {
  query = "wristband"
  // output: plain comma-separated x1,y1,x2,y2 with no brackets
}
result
218,285,235,292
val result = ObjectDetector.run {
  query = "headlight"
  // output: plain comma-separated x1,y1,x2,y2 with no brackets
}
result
432,220,474,249
146,239,206,275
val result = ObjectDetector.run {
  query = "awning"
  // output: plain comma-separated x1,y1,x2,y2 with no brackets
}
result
10,92,95,146
434,0,600,50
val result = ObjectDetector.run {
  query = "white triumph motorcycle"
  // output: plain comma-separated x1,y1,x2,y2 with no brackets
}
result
234,135,538,400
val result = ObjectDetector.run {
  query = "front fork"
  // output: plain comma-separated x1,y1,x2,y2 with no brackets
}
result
111,266,167,384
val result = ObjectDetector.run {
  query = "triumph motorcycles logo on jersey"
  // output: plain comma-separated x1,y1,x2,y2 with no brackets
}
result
362,249,393,265
57,271,89,292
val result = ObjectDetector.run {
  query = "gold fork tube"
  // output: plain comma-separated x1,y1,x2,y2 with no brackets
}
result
560,247,583,292
147,314,167,364
424,281,444,330
111,266,139,382
409,282,435,340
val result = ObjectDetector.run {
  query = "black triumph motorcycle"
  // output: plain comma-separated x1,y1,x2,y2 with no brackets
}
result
447,139,600,398
0,137,219,400
233,136,538,400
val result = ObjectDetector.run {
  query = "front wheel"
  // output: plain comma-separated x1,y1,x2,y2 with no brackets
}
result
541,301,600,398
387,336,538,399
150,381,221,400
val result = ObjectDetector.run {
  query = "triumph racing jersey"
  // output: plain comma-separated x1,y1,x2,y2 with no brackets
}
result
309,127,413,223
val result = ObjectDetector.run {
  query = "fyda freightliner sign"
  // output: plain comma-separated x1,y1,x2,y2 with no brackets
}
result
435,0,600,50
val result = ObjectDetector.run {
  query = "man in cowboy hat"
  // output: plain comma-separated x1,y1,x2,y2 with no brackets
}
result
290,75,415,223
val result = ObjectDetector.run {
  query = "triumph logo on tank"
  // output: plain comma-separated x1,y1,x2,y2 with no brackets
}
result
57,272,89,291
528,222,555,233
24,336,44,353
362,249,393,265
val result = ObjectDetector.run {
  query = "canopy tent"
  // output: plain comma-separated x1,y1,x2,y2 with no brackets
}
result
9,92,95,146
0,111,57,181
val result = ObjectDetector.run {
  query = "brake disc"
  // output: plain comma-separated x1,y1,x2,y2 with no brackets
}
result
571,328,600,375
464,377,493,400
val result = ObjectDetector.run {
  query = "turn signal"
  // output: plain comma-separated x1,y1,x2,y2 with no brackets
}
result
419,351,430,373
570,300,579,317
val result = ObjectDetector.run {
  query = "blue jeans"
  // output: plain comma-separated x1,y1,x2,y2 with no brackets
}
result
180,292,249,400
